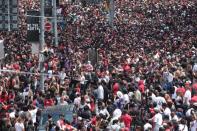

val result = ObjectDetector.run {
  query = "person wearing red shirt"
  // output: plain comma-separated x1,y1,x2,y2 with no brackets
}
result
123,63,131,72
12,62,21,71
121,110,132,129
91,112,97,126
8,90,15,101
0,91,8,103
90,98,95,112
138,80,145,93
113,83,119,95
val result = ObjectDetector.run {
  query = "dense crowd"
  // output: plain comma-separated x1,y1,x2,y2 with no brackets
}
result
0,0,197,131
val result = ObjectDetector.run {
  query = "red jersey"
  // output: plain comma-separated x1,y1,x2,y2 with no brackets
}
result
121,114,132,128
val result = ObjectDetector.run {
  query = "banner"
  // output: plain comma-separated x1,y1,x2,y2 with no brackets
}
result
27,10,40,42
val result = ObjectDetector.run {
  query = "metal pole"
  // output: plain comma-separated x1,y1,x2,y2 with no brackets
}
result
53,0,58,46
39,0,45,92
7,0,11,31
109,0,114,27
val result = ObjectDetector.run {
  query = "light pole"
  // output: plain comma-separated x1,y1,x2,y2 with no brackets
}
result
53,0,58,46
39,0,45,92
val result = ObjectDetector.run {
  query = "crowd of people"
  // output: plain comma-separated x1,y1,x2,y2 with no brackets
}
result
0,0,197,131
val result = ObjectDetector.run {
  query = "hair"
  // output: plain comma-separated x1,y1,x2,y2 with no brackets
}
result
122,110,127,115
112,119,118,124
16,117,22,123
48,114,52,119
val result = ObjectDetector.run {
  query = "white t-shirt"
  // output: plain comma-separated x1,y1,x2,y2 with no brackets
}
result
190,120,197,131
153,113,163,131
154,113,163,126
172,115,179,122
29,108,38,124
164,107,171,120
186,108,194,117
59,72,66,80
172,86,177,100
9,111,15,118
15,122,24,131
144,123,152,131
74,97,81,106
98,108,110,119
154,96,166,108
123,94,130,105
59,72,66,84
104,75,110,83
167,73,174,82
183,90,191,106
80,75,86,84
178,124,188,131
109,124,121,131
151,93,156,101
163,72,173,82
113,108,122,118
97,85,104,100
192,63,197,72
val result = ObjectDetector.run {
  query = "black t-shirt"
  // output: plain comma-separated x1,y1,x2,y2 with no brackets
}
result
81,110,91,120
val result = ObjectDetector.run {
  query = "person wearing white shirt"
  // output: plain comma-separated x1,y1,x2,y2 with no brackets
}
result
74,93,81,107
144,122,152,131
97,84,104,100
154,96,166,108
172,86,177,100
113,108,122,119
59,97,68,105
192,63,197,72
162,103,171,120
109,108,122,128
9,111,16,118
107,119,121,131
163,70,173,83
190,119,197,131
186,108,194,117
97,105,110,119
28,107,38,124
171,112,179,122
59,69,67,84
80,73,86,85
150,108,163,131
178,119,189,131
183,87,191,106
193,63,197,83
123,93,130,105
190,108,197,131
15,117,25,131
